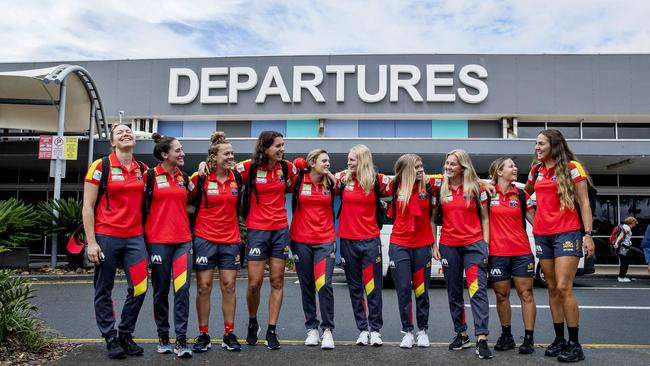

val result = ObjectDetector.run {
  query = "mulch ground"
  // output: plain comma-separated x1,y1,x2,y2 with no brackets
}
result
0,338,78,366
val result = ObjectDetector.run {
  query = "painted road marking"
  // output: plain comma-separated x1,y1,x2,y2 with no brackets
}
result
464,304,650,310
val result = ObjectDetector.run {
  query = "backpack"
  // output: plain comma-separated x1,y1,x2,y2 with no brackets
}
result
142,168,190,226
291,171,335,219
391,180,435,222
608,224,623,245
242,160,289,219
434,185,484,226
96,156,146,212
336,174,385,230
532,162,597,235
189,170,243,230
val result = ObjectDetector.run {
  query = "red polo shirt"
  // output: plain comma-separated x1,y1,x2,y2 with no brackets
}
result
85,152,147,238
235,159,296,231
190,170,241,244
336,172,392,240
289,173,335,244
143,164,192,244
439,184,488,246
389,176,440,248
488,184,534,256
526,161,587,235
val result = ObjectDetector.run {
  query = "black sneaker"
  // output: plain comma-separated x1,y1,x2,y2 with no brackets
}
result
475,339,494,359
192,333,211,352
494,333,516,351
265,331,281,350
222,332,242,352
449,332,471,350
545,337,567,357
118,334,144,355
557,341,585,362
518,335,535,354
246,322,260,345
106,336,126,359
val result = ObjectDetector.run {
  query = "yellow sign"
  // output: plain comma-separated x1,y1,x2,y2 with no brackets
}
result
64,137,78,160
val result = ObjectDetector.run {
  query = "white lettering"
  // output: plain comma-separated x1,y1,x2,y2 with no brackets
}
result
458,64,488,104
426,64,455,102
357,65,387,103
293,66,325,103
390,65,423,102
168,68,199,104
325,65,355,102
255,66,291,103
200,67,228,104
229,67,257,103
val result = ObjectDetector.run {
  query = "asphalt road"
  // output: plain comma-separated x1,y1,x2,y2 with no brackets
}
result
29,274,650,365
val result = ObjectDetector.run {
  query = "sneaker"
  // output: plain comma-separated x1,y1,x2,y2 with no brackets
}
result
449,332,471,351
222,332,241,352
557,341,585,362
518,335,535,354
494,333,516,351
118,334,144,355
174,336,193,358
369,331,383,347
305,329,320,346
192,332,211,352
157,335,174,354
476,339,494,359
356,330,369,346
246,322,260,345
265,330,281,350
545,337,567,357
321,329,335,350
618,277,631,283
416,329,430,348
399,331,415,349
106,336,126,359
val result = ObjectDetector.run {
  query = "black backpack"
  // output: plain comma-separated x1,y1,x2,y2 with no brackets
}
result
336,174,385,230
142,168,190,226
434,185,484,226
96,156,146,212
242,160,289,219
291,171,335,219
532,162,597,234
189,170,244,230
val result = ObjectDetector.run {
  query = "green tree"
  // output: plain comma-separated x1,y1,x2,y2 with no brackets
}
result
0,198,40,253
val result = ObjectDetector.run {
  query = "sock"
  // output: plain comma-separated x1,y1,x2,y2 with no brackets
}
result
199,325,209,334
501,325,512,336
524,329,534,338
553,322,565,339
249,317,258,327
224,323,234,335
567,326,579,344
267,324,276,334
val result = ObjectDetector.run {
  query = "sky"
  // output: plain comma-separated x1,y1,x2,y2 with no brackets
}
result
1,0,649,62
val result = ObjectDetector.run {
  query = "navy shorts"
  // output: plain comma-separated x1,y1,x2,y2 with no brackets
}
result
193,236,241,271
246,227,290,261
488,254,535,282
534,230,583,259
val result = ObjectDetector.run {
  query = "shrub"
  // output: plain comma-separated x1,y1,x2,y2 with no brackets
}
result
37,198,85,269
0,269,52,351
0,198,40,253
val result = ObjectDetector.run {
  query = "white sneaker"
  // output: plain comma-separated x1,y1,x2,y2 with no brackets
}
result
618,277,631,282
305,329,319,346
416,329,430,348
369,331,383,347
355,330,369,346
400,331,415,349
321,329,335,350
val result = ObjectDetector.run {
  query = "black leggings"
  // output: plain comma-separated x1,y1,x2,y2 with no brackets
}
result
619,247,643,277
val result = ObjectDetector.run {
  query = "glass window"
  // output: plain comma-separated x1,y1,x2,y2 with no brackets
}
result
548,123,580,139
592,195,618,236
217,121,251,137
619,196,650,236
619,175,650,187
618,123,650,139
468,120,501,138
582,123,615,139
591,175,618,186
517,122,545,138
358,120,395,137
395,120,432,138
324,120,358,137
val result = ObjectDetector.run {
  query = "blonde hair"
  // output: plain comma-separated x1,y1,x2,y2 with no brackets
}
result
207,131,229,172
393,154,426,213
489,157,512,185
440,149,480,207
343,144,376,195
623,216,638,226
306,148,328,171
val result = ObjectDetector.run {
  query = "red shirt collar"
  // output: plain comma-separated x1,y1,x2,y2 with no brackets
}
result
154,163,182,178
495,183,518,196
208,170,235,183
109,151,139,171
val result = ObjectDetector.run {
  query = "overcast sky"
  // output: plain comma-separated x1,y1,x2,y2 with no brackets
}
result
1,0,649,62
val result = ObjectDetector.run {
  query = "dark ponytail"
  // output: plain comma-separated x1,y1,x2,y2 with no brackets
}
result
152,132,177,161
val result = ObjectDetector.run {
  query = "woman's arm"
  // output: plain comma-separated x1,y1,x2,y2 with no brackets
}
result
575,180,595,258
480,202,490,244
431,209,440,261
526,208,535,226
82,182,102,264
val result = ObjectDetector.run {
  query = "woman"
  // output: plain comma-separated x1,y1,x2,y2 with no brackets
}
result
191,132,243,353
336,144,390,347
290,149,337,349
83,124,148,359
524,129,595,362
487,158,536,354
143,133,193,358
432,149,493,359
614,216,641,282
388,154,439,349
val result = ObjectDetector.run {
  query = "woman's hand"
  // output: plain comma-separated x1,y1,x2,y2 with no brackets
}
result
87,242,102,265
584,235,596,259
198,161,209,177
432,245,441,261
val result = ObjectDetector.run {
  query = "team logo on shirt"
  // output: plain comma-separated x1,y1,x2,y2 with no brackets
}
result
551,175,557,182
509,199,519,207
135,172,143,180
418,192,427,200
231,188,238,196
